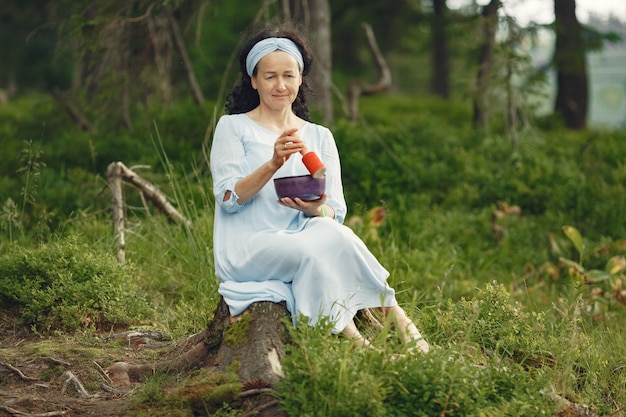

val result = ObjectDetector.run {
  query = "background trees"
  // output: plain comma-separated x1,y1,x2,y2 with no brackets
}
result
553,0,588,129
1,0,618,131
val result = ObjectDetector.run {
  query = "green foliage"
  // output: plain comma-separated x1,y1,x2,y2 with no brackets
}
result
223,313,251,347
556,225,626,317
0,235,152,332
128,369,243,417
427,282,551,362
1,91,625,414
336,97,626,242
176,370,242,416
385,350,553,417
277,317,389,417
278,301,555,417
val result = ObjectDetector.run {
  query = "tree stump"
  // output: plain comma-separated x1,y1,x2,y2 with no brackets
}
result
105,297,290,416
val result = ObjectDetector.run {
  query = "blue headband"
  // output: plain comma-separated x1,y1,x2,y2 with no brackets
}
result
245,37,304,77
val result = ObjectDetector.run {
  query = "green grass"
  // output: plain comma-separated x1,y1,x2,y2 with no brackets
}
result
1,94,625,415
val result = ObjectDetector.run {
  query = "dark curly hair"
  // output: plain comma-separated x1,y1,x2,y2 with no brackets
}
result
225,26,313,121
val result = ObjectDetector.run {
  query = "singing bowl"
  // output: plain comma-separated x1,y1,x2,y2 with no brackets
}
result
274,174,326,201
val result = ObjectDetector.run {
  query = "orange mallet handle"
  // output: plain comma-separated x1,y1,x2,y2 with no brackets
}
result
302,151,326,178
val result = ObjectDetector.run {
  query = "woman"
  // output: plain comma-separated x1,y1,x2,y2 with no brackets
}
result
209,26,429,353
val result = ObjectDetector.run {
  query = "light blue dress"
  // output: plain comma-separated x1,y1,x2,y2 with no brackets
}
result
210,114,397,333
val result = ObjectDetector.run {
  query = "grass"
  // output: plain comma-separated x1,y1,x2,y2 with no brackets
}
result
1,94,626,415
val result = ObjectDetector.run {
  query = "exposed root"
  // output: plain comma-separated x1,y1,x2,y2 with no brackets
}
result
60,370,89,398
0,404,68,416
1,362,38,382
238,388,273,399
101,383,133,397
105,339,209,386
34,357,71,367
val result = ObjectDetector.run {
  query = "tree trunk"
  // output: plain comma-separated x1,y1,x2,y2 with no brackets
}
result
472,0,501,128
553,0,588,130
309,0,333,123
279,0,333,123
105,298,290,416
431,0,450,99
168,10,205,106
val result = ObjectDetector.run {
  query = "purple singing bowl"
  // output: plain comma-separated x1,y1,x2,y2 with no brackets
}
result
274,174,326,201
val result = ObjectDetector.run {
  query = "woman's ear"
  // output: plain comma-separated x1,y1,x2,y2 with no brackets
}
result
251,76,257,90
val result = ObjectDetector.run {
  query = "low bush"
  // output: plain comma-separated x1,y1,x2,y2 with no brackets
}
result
277,285,557,417
0,235,153,332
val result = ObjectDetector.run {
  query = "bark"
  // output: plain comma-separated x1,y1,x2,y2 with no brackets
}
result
105,298,290,417
107,162,126,263
472,0,501,128
309,0,333,123
279,0,334,123
553,0,588,130
431,0,450,99
147,13,174,106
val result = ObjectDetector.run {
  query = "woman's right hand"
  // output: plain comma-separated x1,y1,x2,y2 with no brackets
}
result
230,128,306,205
273,128,305,168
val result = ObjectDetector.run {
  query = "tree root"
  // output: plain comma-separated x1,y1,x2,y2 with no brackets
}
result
60,371,89,398
105,339,209,386
0,404,68,416
1,362,38,382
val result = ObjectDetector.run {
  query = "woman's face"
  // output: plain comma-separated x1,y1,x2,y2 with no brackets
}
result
251,50,302,112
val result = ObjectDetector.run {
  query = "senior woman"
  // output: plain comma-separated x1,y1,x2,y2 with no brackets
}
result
209,26,429,353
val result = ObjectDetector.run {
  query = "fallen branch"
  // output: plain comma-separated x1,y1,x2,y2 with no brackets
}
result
0,404,67,416
93,361,113,386
107,161,191,263
61,370,89,398
1,362,38,382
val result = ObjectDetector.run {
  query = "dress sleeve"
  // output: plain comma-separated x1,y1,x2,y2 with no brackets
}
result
210,116,249,213
320,127,348,223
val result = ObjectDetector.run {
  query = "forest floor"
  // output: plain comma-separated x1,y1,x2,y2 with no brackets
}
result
0,324,176,417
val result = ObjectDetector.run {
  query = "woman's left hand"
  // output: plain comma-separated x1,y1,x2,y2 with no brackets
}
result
278,193,327,217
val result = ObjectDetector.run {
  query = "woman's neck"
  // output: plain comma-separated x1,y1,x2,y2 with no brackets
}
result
247,107,304,134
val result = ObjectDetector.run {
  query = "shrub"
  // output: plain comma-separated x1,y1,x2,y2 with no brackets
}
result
277,318,389,417
386,349,554,417
0,235,152,332
278,313,555,417
423,282,553,365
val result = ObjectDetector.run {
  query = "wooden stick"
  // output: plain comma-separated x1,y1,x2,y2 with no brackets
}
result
107,161,191,263
1,362,38,381
107,162,126,263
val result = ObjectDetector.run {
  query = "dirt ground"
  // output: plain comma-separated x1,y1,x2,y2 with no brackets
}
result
0,324,173,417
